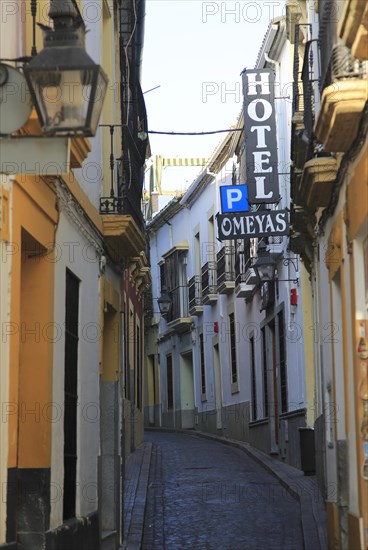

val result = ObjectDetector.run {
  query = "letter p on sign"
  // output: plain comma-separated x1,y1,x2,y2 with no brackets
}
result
220,185,249,213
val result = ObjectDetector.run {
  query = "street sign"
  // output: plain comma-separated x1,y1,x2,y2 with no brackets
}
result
220,185,249,213
217,209,289,241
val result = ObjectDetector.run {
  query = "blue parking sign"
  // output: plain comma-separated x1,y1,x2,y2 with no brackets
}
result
220,185,249,213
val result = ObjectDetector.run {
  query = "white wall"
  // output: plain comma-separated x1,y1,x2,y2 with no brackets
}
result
150,27,308,434
50,205,102,528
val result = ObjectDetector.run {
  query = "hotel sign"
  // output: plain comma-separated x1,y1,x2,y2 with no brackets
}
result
217,210,289,241
243,68,279,204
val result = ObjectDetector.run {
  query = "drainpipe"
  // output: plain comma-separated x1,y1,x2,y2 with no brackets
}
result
265,52,279,66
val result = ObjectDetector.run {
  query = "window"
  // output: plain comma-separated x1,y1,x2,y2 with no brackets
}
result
160,262,166,292
136,324,142,410
261,327,269,417
195,232,201,274
235,239,251,286
229,313,238,384
278,310,288,413
250,336,257,420
63,269,79,520
166,355,174,410
201,217,217,299
199,333,206,396
188,233,203,310
161,249,189,321
217,245,235,287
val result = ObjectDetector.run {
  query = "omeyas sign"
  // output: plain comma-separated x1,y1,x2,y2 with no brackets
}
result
217,210,289,241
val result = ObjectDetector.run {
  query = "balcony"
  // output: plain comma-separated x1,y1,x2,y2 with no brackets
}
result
166,284,193,333
315,44,368,152
100,196,146,262
235,273,256,299
339,0,368,60
267,236,284,262
291,27,317,170
235,259,256,299
201,262,217,305
217,246,235,294
299,156,339,208
188,275,203,315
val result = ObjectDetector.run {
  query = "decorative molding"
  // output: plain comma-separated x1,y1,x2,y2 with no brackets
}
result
101,214,146,261
286,0,303,43
162,241,189,259
70,137,92,168
300,156,339,209
128,252,151,298
339,0,368,60
315,80,368,152
56,180,104,255
317,102,368,235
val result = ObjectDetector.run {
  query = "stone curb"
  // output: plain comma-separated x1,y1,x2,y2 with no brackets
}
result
121,442,152,550
145,427,327,550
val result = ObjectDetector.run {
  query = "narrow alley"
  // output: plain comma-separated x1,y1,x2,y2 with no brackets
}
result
142,431,304,550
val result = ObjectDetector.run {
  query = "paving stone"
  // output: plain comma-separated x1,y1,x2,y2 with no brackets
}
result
142,431,304,550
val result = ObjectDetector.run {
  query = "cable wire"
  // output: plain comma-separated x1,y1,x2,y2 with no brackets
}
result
148,128,244,136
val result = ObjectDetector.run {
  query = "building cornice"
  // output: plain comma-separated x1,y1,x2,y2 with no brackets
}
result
56,180,104,255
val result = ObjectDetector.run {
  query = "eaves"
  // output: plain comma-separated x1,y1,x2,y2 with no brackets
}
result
180,131,236,208
146,196,184,233
255,16,286,68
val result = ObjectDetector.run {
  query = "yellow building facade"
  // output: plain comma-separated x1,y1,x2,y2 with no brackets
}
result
0,1,149,548
290,0,368,547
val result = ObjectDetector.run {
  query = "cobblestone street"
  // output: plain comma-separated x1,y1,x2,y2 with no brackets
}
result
142,432,304,550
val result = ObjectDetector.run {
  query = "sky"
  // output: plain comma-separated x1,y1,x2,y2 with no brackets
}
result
141,0,285,171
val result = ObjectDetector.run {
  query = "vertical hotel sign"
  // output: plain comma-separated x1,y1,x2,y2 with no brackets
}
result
242,69,279,204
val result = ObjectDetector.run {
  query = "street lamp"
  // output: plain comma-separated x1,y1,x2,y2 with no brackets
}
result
24,0,108,137
157,287,172,316
252,240,276,284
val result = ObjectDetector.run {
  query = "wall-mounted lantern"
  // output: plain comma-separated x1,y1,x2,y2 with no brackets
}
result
24,0,108,137
157,286,172,316
253,241,276,284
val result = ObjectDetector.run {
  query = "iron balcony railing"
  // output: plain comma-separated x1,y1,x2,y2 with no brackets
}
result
100,195,124,214
188,275,202,311
292,24,312,115
100,156,145,233
235,257,254,287
201,262,217,298
329,43,368,82
318,0,339,92
217,246,235,286
292,24,318,162
234,239,251,279
319,0,368,90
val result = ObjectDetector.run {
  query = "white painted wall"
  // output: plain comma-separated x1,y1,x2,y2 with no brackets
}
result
0,3,23,59
50,201,102,529
149,21,307,441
